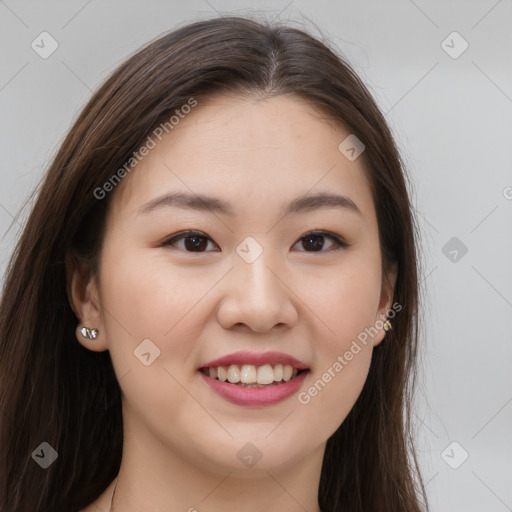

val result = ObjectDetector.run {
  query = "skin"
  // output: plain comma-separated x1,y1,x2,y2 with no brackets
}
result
72,93,397,512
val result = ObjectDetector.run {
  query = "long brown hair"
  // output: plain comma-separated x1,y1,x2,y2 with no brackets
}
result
0,16,428,512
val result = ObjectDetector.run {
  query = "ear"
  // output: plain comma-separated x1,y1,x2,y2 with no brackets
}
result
66,251,108,352
372,261,398,347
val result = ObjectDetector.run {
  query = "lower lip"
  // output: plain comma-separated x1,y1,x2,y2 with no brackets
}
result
199,371,309,407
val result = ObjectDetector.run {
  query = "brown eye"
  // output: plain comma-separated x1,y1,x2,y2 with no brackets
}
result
301,234,326,251
293,231,348,252
162,231,219,252
183,235,209,252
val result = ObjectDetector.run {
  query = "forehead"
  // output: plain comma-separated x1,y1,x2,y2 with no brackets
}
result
110,93,376,224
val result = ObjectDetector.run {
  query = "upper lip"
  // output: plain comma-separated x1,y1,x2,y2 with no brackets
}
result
200,351,309,370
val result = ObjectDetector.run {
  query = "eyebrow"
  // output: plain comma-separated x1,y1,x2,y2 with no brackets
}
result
138,191,362,217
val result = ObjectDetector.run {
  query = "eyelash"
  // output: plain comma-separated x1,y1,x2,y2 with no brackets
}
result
161,230,349,253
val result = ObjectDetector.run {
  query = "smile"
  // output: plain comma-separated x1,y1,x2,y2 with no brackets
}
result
198,351,310,406
199,363,306,388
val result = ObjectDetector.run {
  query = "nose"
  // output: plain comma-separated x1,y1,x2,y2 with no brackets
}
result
216,251,299,333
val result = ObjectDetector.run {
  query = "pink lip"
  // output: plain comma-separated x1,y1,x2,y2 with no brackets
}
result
200,351,309,370
199,370,309,407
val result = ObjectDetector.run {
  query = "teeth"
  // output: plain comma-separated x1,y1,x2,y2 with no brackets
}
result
205,364,302,385
227,365,240,383
257,364,274,385
273,364,283,381
217,366,227,382
240,364,257,383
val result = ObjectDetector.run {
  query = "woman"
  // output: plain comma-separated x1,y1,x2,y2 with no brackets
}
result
0,16,428,512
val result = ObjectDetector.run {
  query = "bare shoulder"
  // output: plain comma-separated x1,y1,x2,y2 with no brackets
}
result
79,501,104,512
78,478,116,512
78,503,98,512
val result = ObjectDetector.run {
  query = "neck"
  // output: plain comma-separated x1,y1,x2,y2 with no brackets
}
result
111,469,323,512
109,418,324,511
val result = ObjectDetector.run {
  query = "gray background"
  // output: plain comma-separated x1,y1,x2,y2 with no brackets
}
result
1,1,511,510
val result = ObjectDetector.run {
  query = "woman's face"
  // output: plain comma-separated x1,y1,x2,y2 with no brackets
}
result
76,93,396,475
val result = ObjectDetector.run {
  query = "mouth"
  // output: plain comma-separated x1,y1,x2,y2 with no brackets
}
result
199,364,309,388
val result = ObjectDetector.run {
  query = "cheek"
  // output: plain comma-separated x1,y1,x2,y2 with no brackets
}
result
293,254,382,353
97,246,218,405
293,255,380,416
299,344,372,443
99,246,222,339
97,248,215,439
